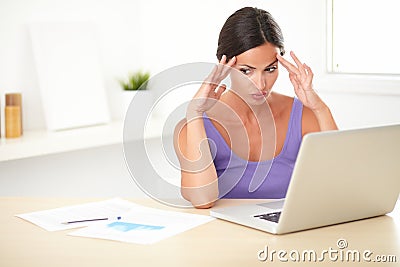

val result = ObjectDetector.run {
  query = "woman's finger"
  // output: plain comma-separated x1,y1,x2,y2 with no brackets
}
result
219,54,227,64
277,54,300,76
205,64,219,86
304,63,314,87
215,84,227,98
290,51,306,77
225,56,237,71
220,56,236,78
214,55,228,79
227,56,236,67
288,73,299,90
209,56,224,84
290,74,305,100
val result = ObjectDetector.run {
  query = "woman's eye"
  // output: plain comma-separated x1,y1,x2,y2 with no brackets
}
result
240,68,251,75
265,66,277,73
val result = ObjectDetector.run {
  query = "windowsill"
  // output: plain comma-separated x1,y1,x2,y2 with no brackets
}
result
317,73,400,96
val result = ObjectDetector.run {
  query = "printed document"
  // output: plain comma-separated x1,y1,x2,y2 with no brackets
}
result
69,206,214,244
16,198,143,231
16,198,214,244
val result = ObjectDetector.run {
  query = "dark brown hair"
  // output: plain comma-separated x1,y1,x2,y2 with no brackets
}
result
216,7,285,60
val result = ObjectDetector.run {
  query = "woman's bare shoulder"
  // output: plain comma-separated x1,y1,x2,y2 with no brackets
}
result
270,93,319,135
268,92,295,113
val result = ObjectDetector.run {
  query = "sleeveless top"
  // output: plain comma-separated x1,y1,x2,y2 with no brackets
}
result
203,98,303,199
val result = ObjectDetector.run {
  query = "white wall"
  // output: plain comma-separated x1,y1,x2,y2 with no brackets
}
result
0,0,399,198
0,0,142,130
0,0,399,132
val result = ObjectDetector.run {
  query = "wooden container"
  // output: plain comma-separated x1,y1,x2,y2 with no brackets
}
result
5,106,22,138
6,93,23,137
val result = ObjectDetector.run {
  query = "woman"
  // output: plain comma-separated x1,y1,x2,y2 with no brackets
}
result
174,7,338,208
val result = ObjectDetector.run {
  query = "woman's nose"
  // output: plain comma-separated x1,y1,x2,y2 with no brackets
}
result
253,73,266,91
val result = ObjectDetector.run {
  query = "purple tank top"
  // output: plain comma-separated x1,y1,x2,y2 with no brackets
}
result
203,98,303,199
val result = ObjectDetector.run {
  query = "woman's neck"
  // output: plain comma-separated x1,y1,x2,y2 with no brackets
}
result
221,90,270,124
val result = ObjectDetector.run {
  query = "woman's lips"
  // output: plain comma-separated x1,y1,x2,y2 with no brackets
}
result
251,91,268,99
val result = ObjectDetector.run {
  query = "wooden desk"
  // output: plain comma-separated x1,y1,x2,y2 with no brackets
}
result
1,197,399,266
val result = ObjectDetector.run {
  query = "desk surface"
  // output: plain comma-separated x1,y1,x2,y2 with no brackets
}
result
1,197,399,267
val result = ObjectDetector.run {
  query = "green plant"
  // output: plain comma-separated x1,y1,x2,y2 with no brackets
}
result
119,71,150,91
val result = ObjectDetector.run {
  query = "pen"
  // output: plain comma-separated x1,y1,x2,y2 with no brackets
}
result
61,216,122,224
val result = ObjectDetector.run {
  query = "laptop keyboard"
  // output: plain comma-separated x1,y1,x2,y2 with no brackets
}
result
254,211,281,223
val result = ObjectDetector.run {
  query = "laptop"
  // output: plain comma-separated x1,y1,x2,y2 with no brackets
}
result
210,124,400,234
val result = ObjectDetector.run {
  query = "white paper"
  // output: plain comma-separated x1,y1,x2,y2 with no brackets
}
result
69,206,214,244
16,198,138,231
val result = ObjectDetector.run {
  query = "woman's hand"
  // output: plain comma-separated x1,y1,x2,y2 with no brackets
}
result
277,51,324,111
189,55,236,116
278,51,338,131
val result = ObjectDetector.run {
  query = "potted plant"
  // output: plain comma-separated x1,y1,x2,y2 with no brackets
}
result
119,71,153,116
119,71,150,91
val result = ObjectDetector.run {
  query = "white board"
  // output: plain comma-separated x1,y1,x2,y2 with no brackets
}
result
29,22,110,131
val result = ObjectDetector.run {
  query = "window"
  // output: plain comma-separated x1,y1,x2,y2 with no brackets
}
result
328,0,400,75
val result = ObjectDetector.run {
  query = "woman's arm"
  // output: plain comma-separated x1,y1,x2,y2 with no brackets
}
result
309,102,338,131
302,104,337,137
174,117,218,209
173,56,236,208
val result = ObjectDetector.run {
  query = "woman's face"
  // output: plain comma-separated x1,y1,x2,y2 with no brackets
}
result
230,42,279,105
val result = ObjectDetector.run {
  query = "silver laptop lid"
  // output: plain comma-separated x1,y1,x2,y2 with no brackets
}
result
277,124,400,234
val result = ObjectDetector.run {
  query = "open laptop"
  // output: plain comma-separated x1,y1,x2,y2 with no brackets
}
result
210,124,400,234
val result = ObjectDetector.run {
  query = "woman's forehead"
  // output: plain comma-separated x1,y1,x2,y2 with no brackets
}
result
236,43,279,66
